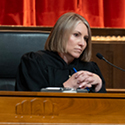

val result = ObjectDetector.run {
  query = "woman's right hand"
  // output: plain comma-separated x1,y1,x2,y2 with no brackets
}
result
63,73,80,89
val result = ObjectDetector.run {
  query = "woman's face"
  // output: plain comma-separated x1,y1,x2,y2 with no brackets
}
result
65,21,88,62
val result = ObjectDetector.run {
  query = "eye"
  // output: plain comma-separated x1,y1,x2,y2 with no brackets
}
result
84,36,88,42
73,33,79,37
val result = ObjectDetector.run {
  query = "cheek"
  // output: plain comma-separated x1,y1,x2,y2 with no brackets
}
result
66,38,74,47
84,41,87,48
85,42,87,47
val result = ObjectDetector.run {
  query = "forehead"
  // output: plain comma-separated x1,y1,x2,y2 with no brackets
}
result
73,21,88,35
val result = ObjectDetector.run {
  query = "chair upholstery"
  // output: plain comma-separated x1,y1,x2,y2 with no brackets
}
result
0,31,49,91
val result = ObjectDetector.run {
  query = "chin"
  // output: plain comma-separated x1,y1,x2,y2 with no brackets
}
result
73,54,81,59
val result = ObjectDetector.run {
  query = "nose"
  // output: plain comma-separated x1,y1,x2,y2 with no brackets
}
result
78,38,85,46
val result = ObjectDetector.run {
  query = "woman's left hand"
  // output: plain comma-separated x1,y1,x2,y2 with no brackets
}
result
76,71,102,92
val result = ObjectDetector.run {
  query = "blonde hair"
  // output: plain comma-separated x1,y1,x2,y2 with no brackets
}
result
44,12,92,62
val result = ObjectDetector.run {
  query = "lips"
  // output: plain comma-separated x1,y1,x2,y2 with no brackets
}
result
75,48,82,53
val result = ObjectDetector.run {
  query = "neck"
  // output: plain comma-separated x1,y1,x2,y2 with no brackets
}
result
58,53,74,64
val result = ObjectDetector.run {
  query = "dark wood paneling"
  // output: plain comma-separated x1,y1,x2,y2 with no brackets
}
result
91,28,125,36
92,41,125,88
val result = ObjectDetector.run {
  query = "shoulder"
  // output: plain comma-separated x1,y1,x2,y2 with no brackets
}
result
20,50,49,64
22,50,51,60
21,50,62,67
84,61,102,75
86,61,100,71
79,60,98,67
88,61,99,67
77,60,100,72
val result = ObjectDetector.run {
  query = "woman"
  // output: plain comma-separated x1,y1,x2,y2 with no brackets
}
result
15,12,106,93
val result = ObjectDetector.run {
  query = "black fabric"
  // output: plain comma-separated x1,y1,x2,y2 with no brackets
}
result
15,50,106,93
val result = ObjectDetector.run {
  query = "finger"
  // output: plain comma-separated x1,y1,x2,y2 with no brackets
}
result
79,81,93,88
86,72,93,76
75,71,83,78
86,83,92,88
75,71,93,78
78,81,88,88
76,73,90,84
84,76,94,83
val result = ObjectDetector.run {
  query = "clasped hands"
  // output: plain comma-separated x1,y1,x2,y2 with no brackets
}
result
63,70,102,92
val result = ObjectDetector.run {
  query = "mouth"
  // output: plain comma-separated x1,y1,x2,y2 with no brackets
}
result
74,48,83,53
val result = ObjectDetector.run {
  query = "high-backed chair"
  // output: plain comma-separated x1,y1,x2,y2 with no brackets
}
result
0,31,49,91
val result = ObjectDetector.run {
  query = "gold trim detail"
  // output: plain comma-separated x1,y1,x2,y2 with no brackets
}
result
92,36,125,41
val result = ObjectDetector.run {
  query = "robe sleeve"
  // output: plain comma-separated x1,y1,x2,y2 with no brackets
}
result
15,52,48,91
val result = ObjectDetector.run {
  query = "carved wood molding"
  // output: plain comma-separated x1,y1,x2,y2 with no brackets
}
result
15,98,59,116
92,36,125,41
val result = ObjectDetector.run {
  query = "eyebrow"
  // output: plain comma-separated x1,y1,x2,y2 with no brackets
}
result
77,31,82,35
74,31,81,34
75,31,88,37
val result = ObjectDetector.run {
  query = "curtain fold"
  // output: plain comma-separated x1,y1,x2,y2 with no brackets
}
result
23,0,36,26
0,0,124,28
78,0,104,27
36,0,78,26
0,0,23,25
104,0,125,28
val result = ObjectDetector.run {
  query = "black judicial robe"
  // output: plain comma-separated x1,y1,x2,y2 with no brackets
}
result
15,50,106,93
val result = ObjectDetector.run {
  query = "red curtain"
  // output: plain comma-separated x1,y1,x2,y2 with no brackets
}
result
0,0,125,28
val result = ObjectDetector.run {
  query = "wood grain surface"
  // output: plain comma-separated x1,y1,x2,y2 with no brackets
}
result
0,91,125,124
